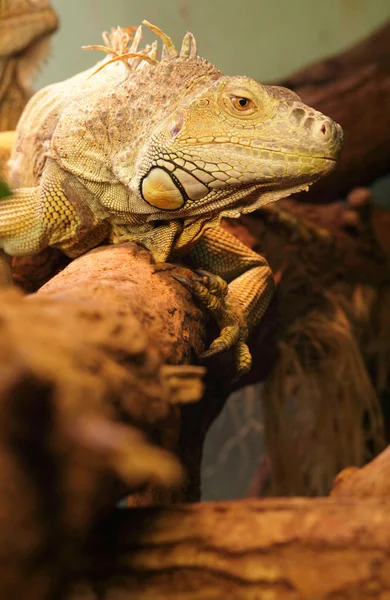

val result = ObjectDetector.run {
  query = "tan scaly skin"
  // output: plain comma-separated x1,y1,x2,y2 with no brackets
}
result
0,22,343,376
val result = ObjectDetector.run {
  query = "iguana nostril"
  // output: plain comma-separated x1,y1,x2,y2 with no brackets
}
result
311,118,333,141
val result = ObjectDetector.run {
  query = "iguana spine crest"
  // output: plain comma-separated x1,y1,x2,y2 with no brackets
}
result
83,21,197,79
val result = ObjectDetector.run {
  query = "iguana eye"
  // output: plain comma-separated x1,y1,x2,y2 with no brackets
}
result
231,96,254,111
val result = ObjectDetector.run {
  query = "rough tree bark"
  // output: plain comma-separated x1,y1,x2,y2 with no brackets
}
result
68,498,390,598
65,448,390,599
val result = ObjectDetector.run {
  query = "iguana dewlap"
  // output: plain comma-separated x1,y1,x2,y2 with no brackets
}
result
0,22,343,374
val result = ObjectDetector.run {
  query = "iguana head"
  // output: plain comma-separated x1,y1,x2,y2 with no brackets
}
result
78,22,342,228
139,72,343,220
47,21,342,259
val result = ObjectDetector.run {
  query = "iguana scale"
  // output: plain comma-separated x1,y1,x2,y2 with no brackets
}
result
0,22,343,374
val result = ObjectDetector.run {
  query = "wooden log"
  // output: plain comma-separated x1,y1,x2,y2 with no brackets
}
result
4,206,389,600
68,496,390,599
5,196,388,597
66,442,390,599
67,443,390,599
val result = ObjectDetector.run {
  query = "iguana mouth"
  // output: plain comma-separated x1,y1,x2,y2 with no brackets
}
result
177,142,341,171
257,151,337,161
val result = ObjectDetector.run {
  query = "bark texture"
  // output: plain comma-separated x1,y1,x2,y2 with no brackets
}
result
68,496,390,599
66,440,390,599
1,196,389,599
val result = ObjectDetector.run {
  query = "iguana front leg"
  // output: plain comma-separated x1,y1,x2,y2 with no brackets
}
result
175,226,274,377
0,182,44,284
0,159,109,284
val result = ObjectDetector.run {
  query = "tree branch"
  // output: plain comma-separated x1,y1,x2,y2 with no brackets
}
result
68,495,390,599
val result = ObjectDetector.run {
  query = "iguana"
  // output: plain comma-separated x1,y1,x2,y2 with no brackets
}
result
0,22,343,375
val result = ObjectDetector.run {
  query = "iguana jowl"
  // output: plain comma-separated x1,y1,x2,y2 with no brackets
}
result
0,22,343,374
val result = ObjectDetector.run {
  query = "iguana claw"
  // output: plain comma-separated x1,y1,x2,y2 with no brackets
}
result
172,269,252,378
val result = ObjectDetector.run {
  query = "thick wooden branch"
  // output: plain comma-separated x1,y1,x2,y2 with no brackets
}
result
2,198,388,598
67,443,390,599
276,21,390,202
69,496,390,599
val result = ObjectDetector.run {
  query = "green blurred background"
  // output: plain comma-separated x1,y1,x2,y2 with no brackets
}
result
37,0,390,87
